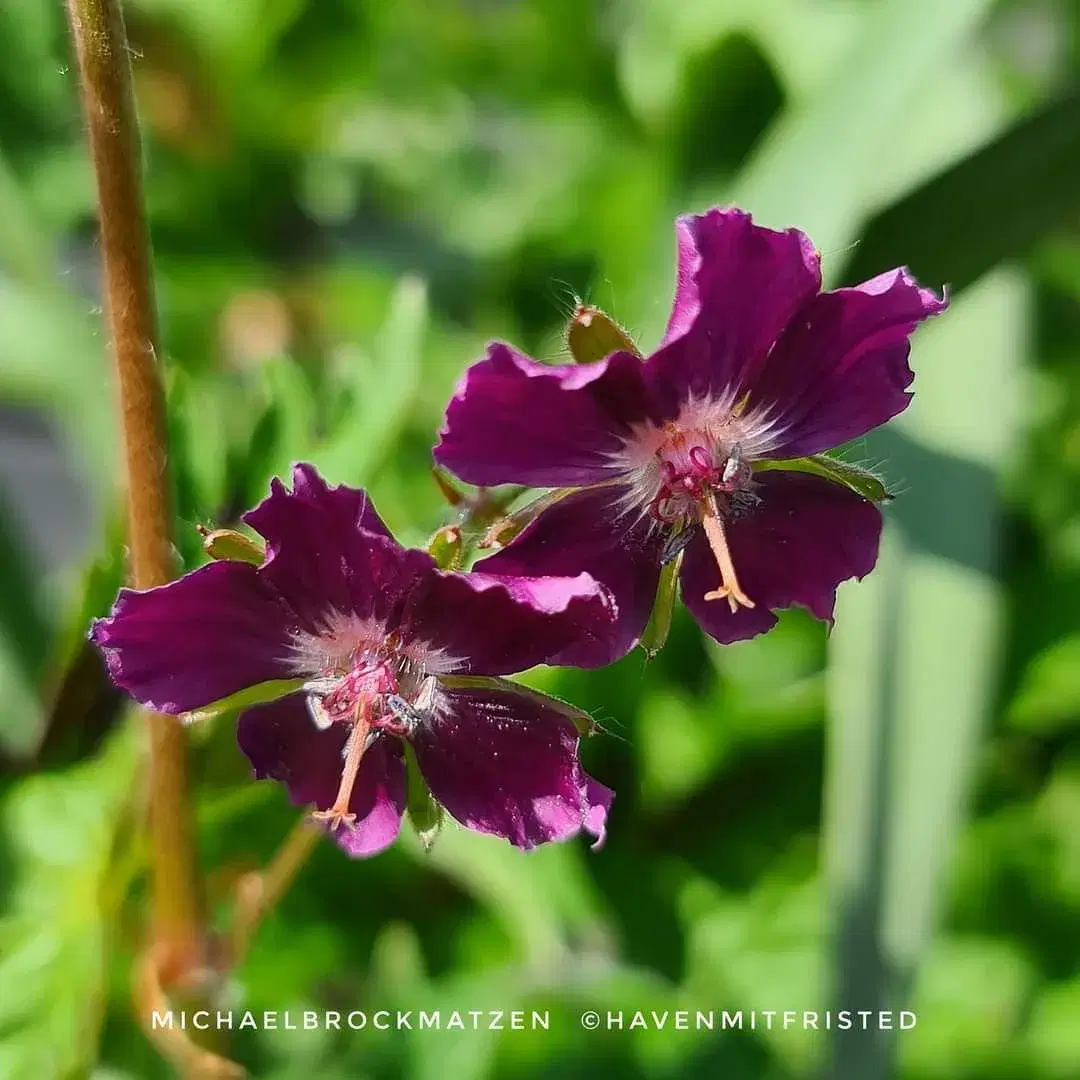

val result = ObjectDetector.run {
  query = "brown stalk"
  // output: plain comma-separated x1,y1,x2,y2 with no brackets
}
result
65,0,207,1033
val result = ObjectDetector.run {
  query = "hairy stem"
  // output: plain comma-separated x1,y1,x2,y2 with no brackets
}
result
65,0,203,979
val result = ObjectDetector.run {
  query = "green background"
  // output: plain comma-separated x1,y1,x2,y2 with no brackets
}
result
2,1,1080,1078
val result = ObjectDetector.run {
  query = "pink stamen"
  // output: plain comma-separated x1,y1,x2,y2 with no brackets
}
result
689,445,714,474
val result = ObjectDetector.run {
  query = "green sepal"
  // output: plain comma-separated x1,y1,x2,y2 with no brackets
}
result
477,487,575,549
426,524,463,570
197,526,266,565
403,742,443,852
180,677,307,725
753,454,892,503
431,466,465,507
640,552,682,660
438,674,598,737
566,304,641,364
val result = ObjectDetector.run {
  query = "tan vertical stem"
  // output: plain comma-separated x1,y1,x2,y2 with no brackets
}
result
65,0,203,976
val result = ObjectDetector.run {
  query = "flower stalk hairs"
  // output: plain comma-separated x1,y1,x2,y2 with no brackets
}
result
91,465,614,856
435,207,947,664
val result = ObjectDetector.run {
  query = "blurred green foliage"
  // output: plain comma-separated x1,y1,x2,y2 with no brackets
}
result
1,1,1080,1079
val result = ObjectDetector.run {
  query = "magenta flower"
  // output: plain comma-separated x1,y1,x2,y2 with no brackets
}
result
434,208,947,664
90,465,613,856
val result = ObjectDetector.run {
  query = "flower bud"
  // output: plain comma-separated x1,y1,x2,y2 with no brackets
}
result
197,526,265,565
566,304,641,364
426,524,463,569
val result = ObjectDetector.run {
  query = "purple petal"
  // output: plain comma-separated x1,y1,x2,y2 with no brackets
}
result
243,464,433,629
647,208,821,411
746,269,948,457
238,698,406,858
433,343,657,487
582,775,614,851
89,560,298,714
413,682,610,850
288,462,394,539
680,470,882,644
476,486,663,667
400,569,616,675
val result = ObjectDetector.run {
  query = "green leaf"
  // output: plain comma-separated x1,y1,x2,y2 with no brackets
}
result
0,489,52,756
236,356,319,510
1026,977,1080,1079
825,271,1022,1078
731,0,997,260
846,89,1080,295
0,148,50,286
754,454,891,503
637,684,727,810
683,872,825,1071
181,678,308,725
167,366,234,520
258,356,319,483
0,278,115,496
1006,633,1080,734
0,723,141,1080
903,937,1036,1078
309,276,428,484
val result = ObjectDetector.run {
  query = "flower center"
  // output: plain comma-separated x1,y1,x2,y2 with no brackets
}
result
648,424,757,614
302,646,434,830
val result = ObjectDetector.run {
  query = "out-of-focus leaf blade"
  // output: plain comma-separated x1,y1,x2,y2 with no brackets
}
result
826,270,1024,1079
0,279,115,495
0,149,50,286
0,490,51,756
0,723,140,1080
732,0,995,259
846,90,1080,294
309,276,427,484
1006,633,1080,735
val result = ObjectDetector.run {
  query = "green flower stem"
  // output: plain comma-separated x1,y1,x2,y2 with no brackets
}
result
64,0,206,1019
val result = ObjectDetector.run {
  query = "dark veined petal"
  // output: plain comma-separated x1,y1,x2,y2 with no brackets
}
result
243,463,434,629
680,470,882,644
475,485,663,667
745,268,948,457
290,461,395,539
647,208,822,413
433,342,657,488
413,681,611,850
399,568,616,675
238,698,407,858
89,560,299,714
